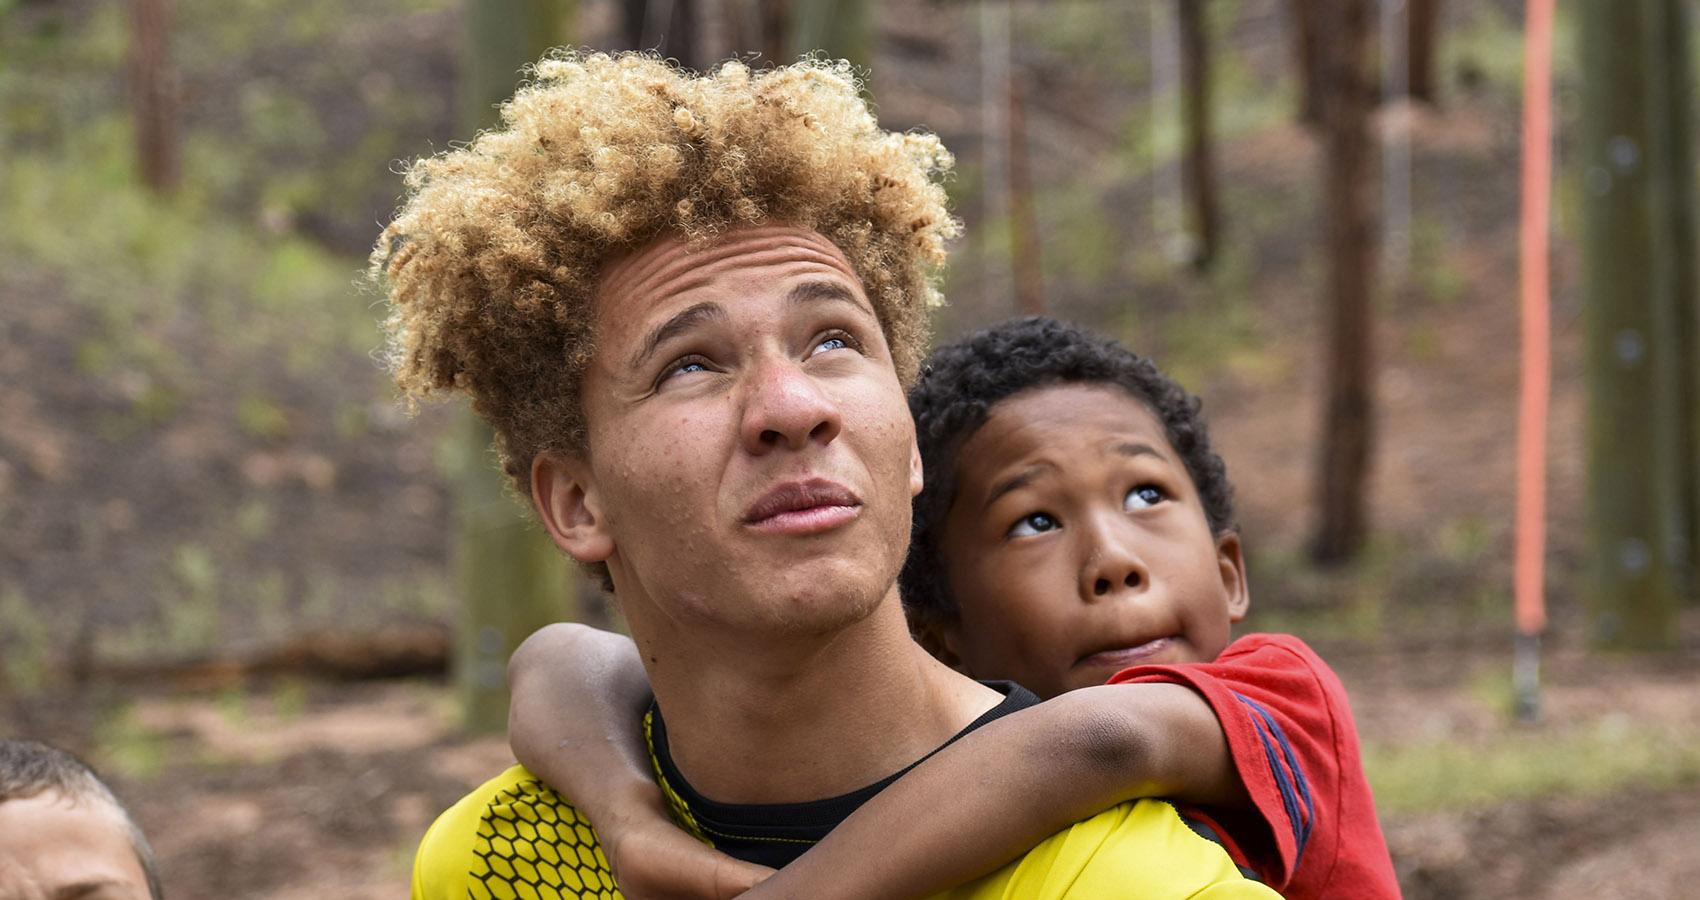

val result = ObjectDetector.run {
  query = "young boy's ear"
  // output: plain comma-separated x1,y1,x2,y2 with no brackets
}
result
531,452,615,564
1216,531,1251,623
914,618,967,673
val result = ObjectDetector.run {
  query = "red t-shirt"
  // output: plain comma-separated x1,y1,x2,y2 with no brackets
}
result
1107,633,1400,899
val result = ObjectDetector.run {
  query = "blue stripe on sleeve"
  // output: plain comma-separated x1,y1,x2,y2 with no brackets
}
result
1233,692,1315,867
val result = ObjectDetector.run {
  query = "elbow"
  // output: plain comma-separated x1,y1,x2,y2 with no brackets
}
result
508,622,599,689
1056,687,1157,788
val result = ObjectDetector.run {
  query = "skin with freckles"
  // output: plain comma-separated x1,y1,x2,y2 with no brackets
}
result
545,224,922,638
933,383,1249,700
530,224,991,804
0,792,152,900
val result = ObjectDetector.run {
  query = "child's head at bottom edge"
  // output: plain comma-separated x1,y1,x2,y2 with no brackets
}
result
902,316,1249,699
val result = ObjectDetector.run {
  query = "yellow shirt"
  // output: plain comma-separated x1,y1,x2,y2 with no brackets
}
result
411,765,1281,900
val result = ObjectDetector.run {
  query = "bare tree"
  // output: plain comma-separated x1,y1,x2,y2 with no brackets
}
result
455,0,579,734
1177,0,1219,270
1310,0,1379,564
1405,0,1443,104
1006,74,1045,314
128,0,179,192
1578,0,1696,646
620,0,700,70
1286,0,1325,128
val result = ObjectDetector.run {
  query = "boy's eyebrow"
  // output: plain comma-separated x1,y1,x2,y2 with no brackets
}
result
629,301,726,370
788,279,879,320
983,462,1053,511
1113,441,1167,461
983,442,1168,510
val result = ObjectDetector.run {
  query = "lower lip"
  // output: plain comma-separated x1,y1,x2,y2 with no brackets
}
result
745,504,862,536
1079,637,1174,670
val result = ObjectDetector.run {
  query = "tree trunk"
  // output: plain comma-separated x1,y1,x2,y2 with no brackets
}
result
1309,0,1378,565
1577,0,1690,647
1405,0,1442,104
456,0,579,734
1660,0,1700,607
128,0,179,193
790,0,873,71
758,0,791,64
1177,0,1218,271
621,0,700,70
1006,75,1044,314
1286,0,1325,128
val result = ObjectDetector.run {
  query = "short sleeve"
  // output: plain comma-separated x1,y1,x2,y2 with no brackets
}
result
1107,634,1344,891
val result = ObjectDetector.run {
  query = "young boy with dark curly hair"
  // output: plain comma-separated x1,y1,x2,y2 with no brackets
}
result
509,317,1399,899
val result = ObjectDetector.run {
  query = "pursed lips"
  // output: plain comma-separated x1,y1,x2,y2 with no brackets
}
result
742,478,863,535
1076,635,1175,669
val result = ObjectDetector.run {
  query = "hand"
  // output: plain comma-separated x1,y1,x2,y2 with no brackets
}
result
603,814,774,900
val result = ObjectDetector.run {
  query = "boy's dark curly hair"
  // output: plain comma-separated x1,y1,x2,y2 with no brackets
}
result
902,316,1236,628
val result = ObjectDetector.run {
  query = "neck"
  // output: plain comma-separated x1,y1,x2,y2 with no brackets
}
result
634,588,1000,804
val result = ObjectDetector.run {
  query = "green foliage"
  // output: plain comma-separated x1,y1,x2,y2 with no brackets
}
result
0,124,384,445
1408,217,1466,307
0,586,50,694
164,542,222,651
237,393,292,441
94,703,169,781
1365,715,1700,814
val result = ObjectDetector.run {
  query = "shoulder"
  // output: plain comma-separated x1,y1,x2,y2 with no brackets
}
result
936,799,1279,899
411,764,619,900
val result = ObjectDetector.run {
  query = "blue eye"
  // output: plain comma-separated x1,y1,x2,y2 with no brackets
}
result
1007,512,1059,538
657,355,712,387
810,330,861,358
1125,485,1165,510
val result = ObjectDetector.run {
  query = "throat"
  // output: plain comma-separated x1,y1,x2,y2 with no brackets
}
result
650,612,1001,805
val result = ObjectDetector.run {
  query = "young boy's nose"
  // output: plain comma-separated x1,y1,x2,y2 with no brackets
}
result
1080,520,1149,601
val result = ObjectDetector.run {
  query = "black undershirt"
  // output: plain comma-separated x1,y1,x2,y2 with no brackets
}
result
648,681,1041,868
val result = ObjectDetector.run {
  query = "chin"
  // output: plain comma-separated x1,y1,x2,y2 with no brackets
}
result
753,567,893,635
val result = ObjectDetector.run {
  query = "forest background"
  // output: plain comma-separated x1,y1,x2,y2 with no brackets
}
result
2,1,1698,897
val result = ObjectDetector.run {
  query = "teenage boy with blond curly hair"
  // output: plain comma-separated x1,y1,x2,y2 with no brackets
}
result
375,52,1276,900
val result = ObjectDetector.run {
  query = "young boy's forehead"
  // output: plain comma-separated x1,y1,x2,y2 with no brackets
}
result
971,384,1170,460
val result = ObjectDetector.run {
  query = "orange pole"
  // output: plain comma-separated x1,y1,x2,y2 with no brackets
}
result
1514,0,1554,719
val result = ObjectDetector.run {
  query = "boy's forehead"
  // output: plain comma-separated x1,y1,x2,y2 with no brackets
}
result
595,225,864,322
976,383,1171,456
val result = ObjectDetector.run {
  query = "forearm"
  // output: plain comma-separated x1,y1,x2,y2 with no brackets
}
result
508,623,658,815
746,683,1241,900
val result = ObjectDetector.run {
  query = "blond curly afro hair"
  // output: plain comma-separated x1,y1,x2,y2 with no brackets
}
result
372,52,960,497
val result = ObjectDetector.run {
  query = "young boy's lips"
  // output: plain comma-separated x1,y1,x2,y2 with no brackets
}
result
1078,637,1174,670
742,479,863,536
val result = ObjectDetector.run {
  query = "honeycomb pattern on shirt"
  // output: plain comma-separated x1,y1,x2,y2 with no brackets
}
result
468,779,623,900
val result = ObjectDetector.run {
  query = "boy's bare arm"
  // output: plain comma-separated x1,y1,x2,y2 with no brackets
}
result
508,623,771,900
742,682,1245,900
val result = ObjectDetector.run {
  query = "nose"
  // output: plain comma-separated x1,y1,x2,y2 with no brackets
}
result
1078,513,1149,602
739,355,843,455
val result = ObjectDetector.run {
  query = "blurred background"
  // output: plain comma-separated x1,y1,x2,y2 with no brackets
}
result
2,1,1698,897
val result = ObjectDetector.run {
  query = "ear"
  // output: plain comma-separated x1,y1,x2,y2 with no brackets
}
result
908,436,924,498
1216,531,1251,623
914,617,967,673
531,452,615,564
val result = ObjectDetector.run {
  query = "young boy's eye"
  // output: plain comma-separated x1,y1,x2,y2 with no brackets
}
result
1007,512,1059,538
1124,485,1166,510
